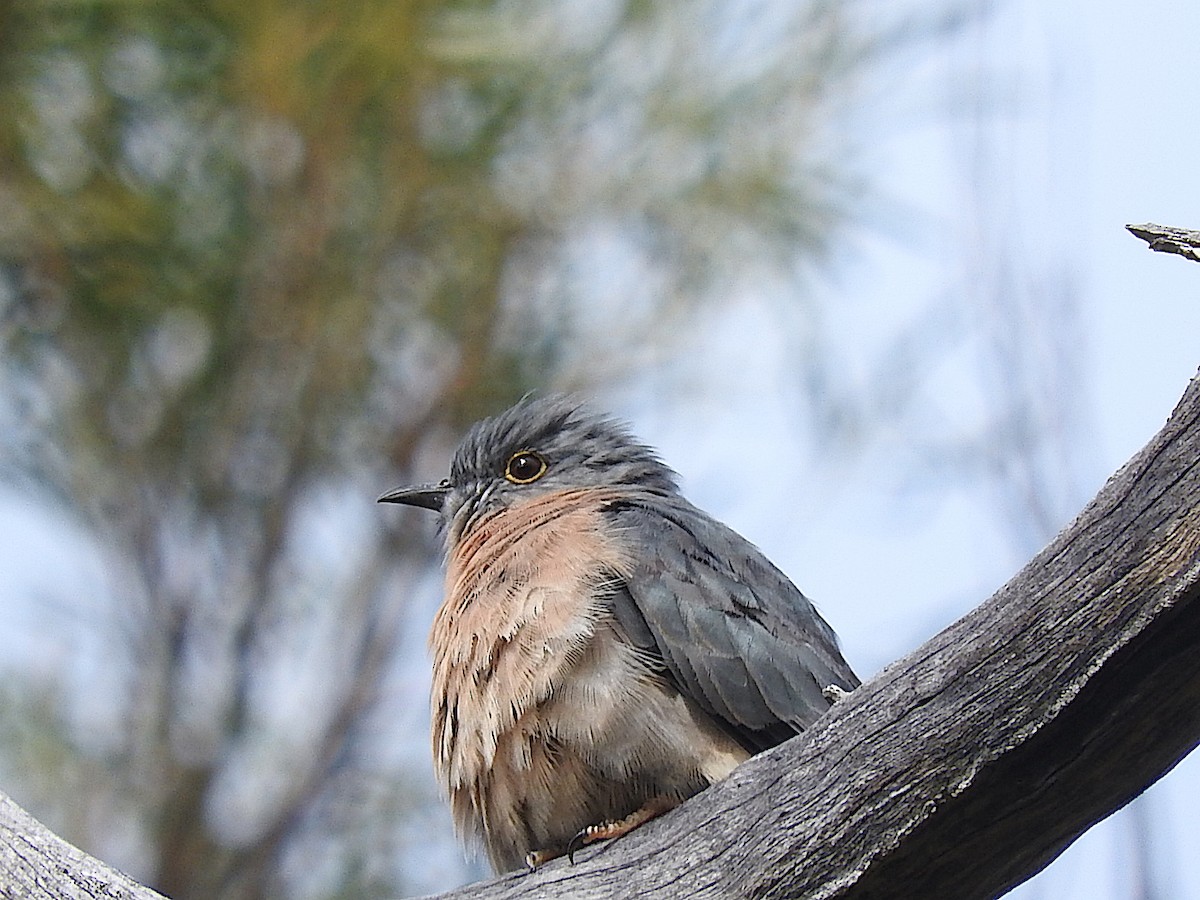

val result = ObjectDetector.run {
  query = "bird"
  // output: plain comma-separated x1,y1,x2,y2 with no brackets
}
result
379,395,859,873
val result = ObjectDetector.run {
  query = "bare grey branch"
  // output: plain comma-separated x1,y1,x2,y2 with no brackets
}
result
1127,223,1200,263
5,370,1200,898
0,791,167,900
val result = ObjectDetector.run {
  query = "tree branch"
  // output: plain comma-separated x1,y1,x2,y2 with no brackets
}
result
1127,222,1200,263
5,368,1200,899
0,790,167,900
423,365,1200,899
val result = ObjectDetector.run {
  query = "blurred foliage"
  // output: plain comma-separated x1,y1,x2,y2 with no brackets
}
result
0,0,961,897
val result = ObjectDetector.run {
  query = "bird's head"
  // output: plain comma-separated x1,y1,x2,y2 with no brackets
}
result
379,395,678,545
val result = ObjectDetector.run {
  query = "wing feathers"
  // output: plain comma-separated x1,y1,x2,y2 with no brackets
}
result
604,496,859,753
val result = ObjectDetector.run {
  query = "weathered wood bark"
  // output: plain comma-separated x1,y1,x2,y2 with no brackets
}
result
415,363,1200,899
0,790,167,900
7,366,1198,900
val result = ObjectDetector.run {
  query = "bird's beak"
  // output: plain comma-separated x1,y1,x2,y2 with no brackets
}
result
377,480,450,511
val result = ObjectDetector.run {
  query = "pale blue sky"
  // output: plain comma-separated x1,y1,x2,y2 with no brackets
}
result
615,2,1200,896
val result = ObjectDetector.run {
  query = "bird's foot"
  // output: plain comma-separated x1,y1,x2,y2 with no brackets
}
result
822,684,853,703
524,847,564,871
524,795,679,870
564,795,678,863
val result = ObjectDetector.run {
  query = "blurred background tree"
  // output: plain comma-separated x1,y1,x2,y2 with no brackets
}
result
0,1,985,897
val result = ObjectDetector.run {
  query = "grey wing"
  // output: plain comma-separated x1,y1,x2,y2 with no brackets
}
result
603,496,860,753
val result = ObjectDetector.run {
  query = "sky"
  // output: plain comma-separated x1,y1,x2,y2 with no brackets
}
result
613,1,1200,897
1015,3,1200,895
1,1,1198,897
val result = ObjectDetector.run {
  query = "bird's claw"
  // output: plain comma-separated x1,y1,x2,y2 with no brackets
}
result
566,825,598,863
522,829,597,871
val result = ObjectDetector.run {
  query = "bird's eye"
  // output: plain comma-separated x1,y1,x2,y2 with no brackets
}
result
504,450,548,484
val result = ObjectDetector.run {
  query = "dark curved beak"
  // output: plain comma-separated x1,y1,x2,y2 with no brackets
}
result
377,480,450,511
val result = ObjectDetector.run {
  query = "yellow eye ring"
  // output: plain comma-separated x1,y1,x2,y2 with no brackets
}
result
504,450,548,484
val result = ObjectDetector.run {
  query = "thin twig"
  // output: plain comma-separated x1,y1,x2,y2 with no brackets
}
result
1127,223,1200,264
